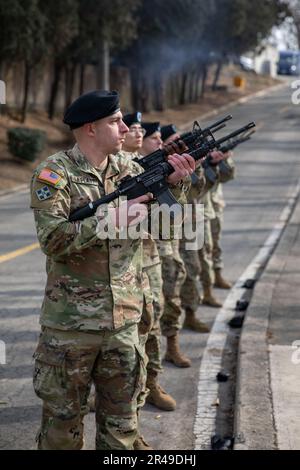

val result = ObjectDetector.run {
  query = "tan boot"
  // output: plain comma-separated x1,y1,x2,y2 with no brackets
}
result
146,373,176,411
214,269,232,289
164,334,191,368
133,434,153,450
183,308,210,333
202,285,223,308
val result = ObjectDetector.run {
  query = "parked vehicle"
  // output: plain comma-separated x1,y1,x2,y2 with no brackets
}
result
277,51,300,76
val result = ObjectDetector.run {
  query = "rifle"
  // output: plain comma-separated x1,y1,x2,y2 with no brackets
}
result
135,114,233,171
69,122,255,222
219,129,255,153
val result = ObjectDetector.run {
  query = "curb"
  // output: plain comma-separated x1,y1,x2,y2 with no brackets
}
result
234,183,300,450
180,81,286,131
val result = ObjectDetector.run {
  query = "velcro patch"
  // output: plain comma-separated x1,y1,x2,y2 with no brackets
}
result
37,168,62,187
36,186,53,201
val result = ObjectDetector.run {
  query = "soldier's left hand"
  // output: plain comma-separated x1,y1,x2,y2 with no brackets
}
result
166,153,195,185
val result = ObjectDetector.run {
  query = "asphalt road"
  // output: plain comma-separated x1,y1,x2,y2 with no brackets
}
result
0,80,299,450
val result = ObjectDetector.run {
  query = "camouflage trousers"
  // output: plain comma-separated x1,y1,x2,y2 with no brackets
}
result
144,263,164,376
210,213,224,271
198,219,215,287
33,323,145,450
180,240,202,313
137,263,163,409
160,240,187,337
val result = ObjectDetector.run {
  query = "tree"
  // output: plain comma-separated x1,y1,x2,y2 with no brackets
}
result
40,0,79,119
121,0,213,111
0,0,47,121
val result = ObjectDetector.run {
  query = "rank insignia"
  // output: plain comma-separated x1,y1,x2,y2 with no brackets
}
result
36,186,52,201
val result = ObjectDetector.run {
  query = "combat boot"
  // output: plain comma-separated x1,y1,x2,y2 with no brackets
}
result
133,434,153,450
202,285,223,308
214,269,232,289
146,373,176,411
183,307,210,333
164,334,191,368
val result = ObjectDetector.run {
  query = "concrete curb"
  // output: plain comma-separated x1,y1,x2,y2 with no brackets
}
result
180,81,286,132
234,187,300,450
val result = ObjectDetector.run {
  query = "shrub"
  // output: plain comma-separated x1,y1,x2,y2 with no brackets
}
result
7,127,46,162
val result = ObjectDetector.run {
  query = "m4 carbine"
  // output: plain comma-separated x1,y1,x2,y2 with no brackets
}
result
69,121,255,222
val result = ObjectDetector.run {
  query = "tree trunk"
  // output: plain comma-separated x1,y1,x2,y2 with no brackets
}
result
140,74,150,112
188,69,197,103
79,63,86,95
152,71,165,111
48,60,63,120
179,71,188,105
212,60,223,91
21,62,31,123
64,61,77,110
96,39,110,89
200,63,208,98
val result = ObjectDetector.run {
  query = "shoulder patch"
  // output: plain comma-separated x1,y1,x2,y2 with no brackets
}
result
35,186,53,201
37,168,62,187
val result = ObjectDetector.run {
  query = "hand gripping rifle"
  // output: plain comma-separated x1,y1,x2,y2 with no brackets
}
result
134,114,233,171
202,127,256,181
69,122,255,222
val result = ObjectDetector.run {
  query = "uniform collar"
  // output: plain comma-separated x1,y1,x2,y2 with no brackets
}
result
70,143,120,180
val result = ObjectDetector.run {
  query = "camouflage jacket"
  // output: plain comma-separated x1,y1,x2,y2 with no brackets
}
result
31,144,184,332
211,157,236,215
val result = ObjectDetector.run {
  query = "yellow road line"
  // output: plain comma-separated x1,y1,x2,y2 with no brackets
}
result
0,242,40,264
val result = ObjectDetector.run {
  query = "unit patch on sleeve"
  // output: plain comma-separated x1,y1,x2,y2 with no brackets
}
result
36,186,53,201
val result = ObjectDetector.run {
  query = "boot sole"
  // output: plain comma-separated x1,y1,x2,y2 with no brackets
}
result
146,397,176,411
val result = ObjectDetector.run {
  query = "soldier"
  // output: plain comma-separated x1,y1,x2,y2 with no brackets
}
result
30,90,195,450
122,114,176,450
161,125,211,333
211,185,230,288
141,123,191,368
198,152,236,306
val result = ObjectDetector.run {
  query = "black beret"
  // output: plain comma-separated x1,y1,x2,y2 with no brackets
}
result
142,122,161,139
161,124,178,142
123,112,142,128
63,90,120,129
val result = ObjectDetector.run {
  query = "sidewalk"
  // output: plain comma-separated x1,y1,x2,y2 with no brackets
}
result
235,198,300,450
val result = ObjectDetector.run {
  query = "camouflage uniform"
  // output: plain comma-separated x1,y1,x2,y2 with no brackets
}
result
117,150,164,402
210,183,225,270
159,239,187,337
210,157,236,271
198,191,216,287
30,144,156,450
180,168,207,313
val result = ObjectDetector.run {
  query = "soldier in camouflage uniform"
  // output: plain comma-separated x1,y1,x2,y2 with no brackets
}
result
151,125,191,368
211,156,236,289
30,90,195,450
160,126,213,332
198,155,236,306
121,115,176,450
